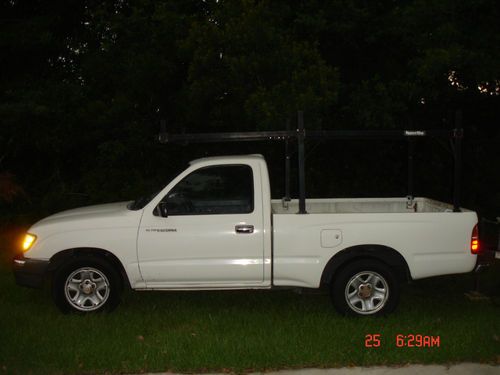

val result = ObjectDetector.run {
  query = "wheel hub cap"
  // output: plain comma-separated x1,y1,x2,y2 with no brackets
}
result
80,279,96,294
358,283,372,298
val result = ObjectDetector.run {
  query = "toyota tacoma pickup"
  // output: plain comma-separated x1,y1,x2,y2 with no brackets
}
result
13,154,482,316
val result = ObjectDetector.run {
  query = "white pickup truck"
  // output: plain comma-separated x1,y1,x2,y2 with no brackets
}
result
14,154,481,316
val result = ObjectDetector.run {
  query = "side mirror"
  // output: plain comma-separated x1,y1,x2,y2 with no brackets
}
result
154,202,169,217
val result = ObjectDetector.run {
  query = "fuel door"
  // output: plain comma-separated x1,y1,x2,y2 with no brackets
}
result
320,229,343,248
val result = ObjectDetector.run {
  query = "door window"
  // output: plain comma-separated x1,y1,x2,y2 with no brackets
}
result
159,165,254,215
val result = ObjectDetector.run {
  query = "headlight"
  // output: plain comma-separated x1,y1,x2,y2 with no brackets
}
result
22,233,37,252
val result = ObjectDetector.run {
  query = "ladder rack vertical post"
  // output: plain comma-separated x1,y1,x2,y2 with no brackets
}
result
284,120,291,202
297,111,307,214
453,109,463,212
407,138,415,198
453,128,463,212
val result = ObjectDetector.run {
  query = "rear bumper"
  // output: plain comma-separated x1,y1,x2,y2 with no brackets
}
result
474,250,498,273
12,254,50,289
474,218,500,272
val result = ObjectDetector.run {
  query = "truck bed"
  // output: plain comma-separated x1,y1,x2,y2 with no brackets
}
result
271,196,477,288
271,197,472,214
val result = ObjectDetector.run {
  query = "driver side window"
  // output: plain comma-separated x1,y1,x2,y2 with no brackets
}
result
158,165,254,216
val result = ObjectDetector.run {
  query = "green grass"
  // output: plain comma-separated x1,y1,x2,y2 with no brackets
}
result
0,227,499,374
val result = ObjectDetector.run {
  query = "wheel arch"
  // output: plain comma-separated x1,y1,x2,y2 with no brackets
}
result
48,247,131,289
320,244,411,286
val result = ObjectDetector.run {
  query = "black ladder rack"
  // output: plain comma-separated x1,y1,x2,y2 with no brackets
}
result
159,111,464,214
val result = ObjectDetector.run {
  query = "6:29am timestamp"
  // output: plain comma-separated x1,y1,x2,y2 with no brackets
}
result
365,334,441,348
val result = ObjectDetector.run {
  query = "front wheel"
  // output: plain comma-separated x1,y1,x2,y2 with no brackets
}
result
53,256,122,313
331,259,399,316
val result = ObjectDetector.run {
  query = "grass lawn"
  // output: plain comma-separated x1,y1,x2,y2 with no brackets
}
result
0,226,499,374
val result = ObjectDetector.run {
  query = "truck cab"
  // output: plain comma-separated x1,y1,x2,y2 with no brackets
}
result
136,155,272,289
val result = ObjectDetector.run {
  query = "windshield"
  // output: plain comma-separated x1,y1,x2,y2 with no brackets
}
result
127,190,161,210
127,165,187,211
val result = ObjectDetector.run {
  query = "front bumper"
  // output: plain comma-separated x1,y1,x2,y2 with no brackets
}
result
12,254,50,289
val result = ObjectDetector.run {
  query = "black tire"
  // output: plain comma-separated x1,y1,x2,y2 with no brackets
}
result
52,255,122,313
330,259,399,316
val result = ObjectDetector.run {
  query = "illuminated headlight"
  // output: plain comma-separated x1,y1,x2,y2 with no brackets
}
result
22,234,37,252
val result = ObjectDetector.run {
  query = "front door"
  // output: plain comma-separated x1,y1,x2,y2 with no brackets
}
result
137,163,265,288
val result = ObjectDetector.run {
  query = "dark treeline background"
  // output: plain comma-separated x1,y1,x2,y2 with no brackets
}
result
1,0,499,222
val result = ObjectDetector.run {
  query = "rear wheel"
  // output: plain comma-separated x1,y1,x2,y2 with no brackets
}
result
53,256,122,313
331,259,399,316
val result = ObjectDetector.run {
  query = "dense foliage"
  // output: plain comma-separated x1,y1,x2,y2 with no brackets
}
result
1,0,499,219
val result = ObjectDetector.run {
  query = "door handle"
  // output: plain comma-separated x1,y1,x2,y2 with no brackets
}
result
235,224,254,234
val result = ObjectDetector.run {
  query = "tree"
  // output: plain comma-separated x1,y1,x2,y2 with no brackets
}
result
180,0,338,130
0,0,498,218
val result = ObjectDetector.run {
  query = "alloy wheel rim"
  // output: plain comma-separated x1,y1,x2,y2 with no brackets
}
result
64,267,110,311
344,271,389,315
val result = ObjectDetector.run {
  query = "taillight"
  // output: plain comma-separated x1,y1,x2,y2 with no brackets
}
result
471,224,480,254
